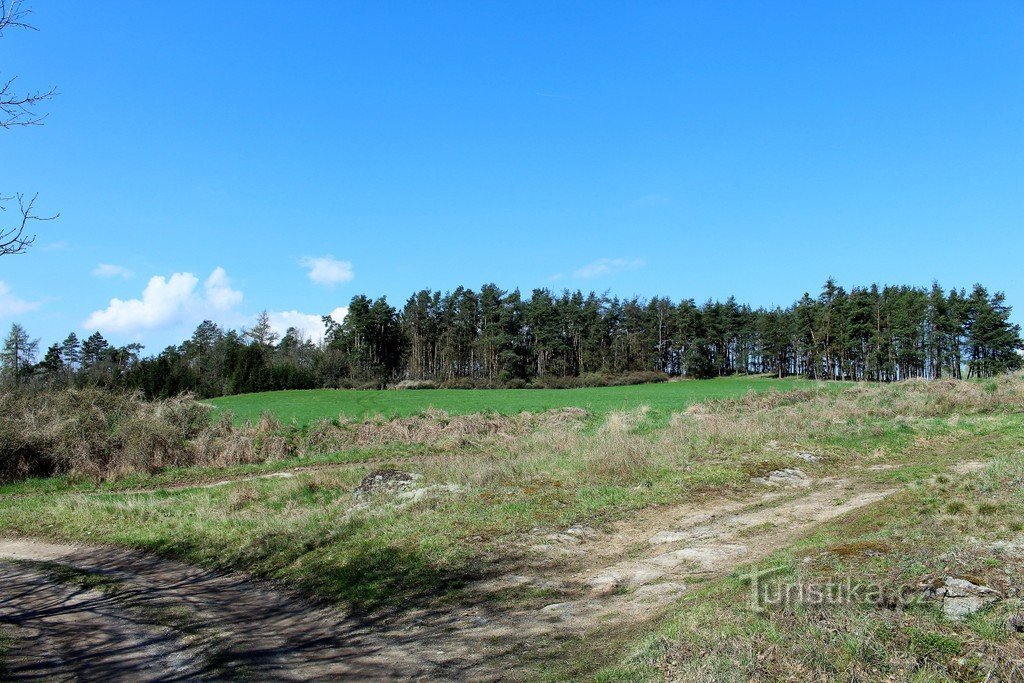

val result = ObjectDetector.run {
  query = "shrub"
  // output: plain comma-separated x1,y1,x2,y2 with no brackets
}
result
529,371,668,390
393,379,439,390
0,387,589,482
395,372,668,390
0,388,210,480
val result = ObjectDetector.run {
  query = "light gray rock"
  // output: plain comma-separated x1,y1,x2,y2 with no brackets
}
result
989,535,1024,556
649,544,749,570
586,573,622,596
753,468,811,488
939,577,1001,620
395,483,465,504
564,524,596,539
354,469,421,497
540,602,572,621
627,567,665,586
648,530,689,545
543,532,583,546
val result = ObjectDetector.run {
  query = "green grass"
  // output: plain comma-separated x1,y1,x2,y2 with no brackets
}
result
596,439,1024,682
207,376,820,424
1,377,1021,678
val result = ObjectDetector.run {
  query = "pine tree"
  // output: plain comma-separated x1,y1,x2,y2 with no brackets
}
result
964,285,1023,377
244,311,279,348
40,343,64,375
1,323,39,385
81,332,110,368
60,332,81,369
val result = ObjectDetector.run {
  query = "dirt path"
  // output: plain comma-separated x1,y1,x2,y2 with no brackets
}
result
0,539,435,681
0,475,897,681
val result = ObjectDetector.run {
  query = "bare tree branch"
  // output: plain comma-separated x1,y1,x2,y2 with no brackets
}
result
0,0,35,33
1,0,58,257
0,76,56,128
0,193,57,256
0,1,56,128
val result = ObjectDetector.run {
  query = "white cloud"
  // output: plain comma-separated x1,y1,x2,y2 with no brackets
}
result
0,281,40,317
84,268,243,334
267,306,349,343
204,267,243,310
267,311,325,342
92,263,134,279
301,256,354,286
572,257,645,279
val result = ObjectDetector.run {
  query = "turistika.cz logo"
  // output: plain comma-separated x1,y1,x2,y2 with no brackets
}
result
739,565,924,612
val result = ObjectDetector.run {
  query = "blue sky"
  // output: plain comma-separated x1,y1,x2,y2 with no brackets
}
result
1,1,1022,352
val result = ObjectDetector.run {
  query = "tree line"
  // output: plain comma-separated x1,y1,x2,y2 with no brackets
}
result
2,279,1021,397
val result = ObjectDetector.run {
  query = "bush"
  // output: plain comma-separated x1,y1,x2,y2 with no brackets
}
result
0,386,591,482
0,388,213,481
393,379,438,390
317,373,669,391
528,371,668,390
436,377,506,390
438,377,479,390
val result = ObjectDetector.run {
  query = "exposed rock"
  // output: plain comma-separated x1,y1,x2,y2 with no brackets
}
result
793,451,821,462
586,573,622,596
395,483,465,505
649,530,689,545
564,524,596,540
626,567,664,587
936,577,1001,620
540,602,572,621
989,535,1024,557
354,469,420,497
633,582,686,602
543,532,582,546
753,468,811,488
649,544,749,571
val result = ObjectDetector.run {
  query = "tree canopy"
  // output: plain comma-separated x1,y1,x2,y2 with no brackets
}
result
3,280,1020,396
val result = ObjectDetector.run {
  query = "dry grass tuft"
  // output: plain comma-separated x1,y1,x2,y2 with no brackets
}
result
585,432,656,482
300,407,588,453
0,388,589,483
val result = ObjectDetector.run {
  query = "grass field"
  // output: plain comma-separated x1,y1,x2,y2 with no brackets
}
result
3,377,1023,679
207,376,819,424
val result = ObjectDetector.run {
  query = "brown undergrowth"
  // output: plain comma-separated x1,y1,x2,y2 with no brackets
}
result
0,387,587,482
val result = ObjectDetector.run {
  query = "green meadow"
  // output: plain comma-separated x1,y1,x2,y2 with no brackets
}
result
208,375,819,424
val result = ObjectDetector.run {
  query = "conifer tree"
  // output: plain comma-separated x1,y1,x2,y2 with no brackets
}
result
0,323,38,385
